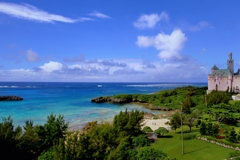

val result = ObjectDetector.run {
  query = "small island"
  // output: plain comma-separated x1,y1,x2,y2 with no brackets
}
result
0,96,23,101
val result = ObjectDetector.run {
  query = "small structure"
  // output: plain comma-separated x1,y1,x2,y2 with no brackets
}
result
146,132,157,142
208,52,240,93
232,94,240,100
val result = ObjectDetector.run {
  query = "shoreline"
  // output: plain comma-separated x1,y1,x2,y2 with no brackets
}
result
141,118,171,131
68,102,177,131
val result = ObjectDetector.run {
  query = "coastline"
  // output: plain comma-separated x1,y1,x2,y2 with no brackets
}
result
68,102,177,131
0,82,204,132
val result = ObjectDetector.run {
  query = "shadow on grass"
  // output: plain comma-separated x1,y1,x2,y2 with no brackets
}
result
158,135,173,138
176,130,199,134
184,146,210,154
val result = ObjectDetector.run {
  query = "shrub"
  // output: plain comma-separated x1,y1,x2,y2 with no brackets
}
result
154,127,169,137
216,135,225,139
142,126,153,133
181,132,198,140
153,115,159,120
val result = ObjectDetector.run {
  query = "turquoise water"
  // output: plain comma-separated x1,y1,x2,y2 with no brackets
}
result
0,82,207,130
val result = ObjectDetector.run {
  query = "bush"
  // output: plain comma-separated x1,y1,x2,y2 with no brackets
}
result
154,127,169,137
153,115,159,120
181,132,198,140
38,149,54,160
142,126,153,133
229,151,240,160
216,135,225,139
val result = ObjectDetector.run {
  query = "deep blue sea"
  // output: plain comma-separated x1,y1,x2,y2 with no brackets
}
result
0,82,207,130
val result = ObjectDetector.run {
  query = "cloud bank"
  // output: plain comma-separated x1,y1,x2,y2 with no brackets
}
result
0,58,208,82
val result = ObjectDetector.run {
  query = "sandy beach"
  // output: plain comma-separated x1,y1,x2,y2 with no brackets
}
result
141,118,171,131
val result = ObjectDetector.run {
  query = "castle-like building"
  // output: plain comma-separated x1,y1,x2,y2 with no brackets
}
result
208,52,240,92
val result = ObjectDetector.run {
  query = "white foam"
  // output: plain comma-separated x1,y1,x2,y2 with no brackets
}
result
126,84,188,87
0,86,9,88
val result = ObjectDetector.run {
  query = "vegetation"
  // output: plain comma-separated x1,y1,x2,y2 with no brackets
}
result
154,127,169,137
151,128,234,160
0,110,171,160
142,126,153,133
0,114,68,160
109,86,209,109
3,86,240,159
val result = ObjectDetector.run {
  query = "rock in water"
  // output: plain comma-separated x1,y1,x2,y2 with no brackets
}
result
0,96,23,101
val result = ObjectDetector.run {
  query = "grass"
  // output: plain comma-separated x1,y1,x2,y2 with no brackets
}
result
149,128,234,160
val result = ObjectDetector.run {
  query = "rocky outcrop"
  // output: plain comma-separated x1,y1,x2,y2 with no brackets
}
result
91,96,131,103
0,96,23,101
91,96,174,111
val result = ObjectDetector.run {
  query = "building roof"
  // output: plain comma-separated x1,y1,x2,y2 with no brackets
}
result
209,69,232,77
234,69,240,75
211,65,219,70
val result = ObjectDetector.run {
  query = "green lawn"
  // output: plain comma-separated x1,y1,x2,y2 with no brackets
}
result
150,131,234,160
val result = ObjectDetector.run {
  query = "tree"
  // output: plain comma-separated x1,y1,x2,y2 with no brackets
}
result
132,134,150,148
18,120,40,159
206,90,230,107
142,126,153,133
182,96,194,114
113,109,144,137
212,123,219,137
137,148,170,160
0,116,23,159
38,114,68,152
87,123,117,159
185,112,198,132
226,127,237,143
200,121,207,135
107,139,137,160
154,127,169,137
168,112,181,133
206,123,213,136
51,131,93,160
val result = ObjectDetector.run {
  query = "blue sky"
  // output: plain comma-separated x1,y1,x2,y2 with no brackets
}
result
0,0,240,82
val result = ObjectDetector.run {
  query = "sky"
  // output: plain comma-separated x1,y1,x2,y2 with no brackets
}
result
0,0,240,82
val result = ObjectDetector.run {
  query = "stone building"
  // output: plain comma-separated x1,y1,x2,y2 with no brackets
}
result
208,52,240,92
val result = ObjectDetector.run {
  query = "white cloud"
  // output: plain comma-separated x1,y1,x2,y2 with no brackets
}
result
136,36,155,47
136,29,187,61
78,17,94,21
0,2,81,23
200,48,206,54
26,50,40,62
39,61,63,72
188,21,211,31
89,11,110,19
133,12,169,29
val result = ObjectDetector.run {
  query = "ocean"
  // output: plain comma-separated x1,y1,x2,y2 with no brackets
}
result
0,82,207,130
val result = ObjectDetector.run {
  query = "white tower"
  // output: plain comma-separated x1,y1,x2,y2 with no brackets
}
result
227,52,234,74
